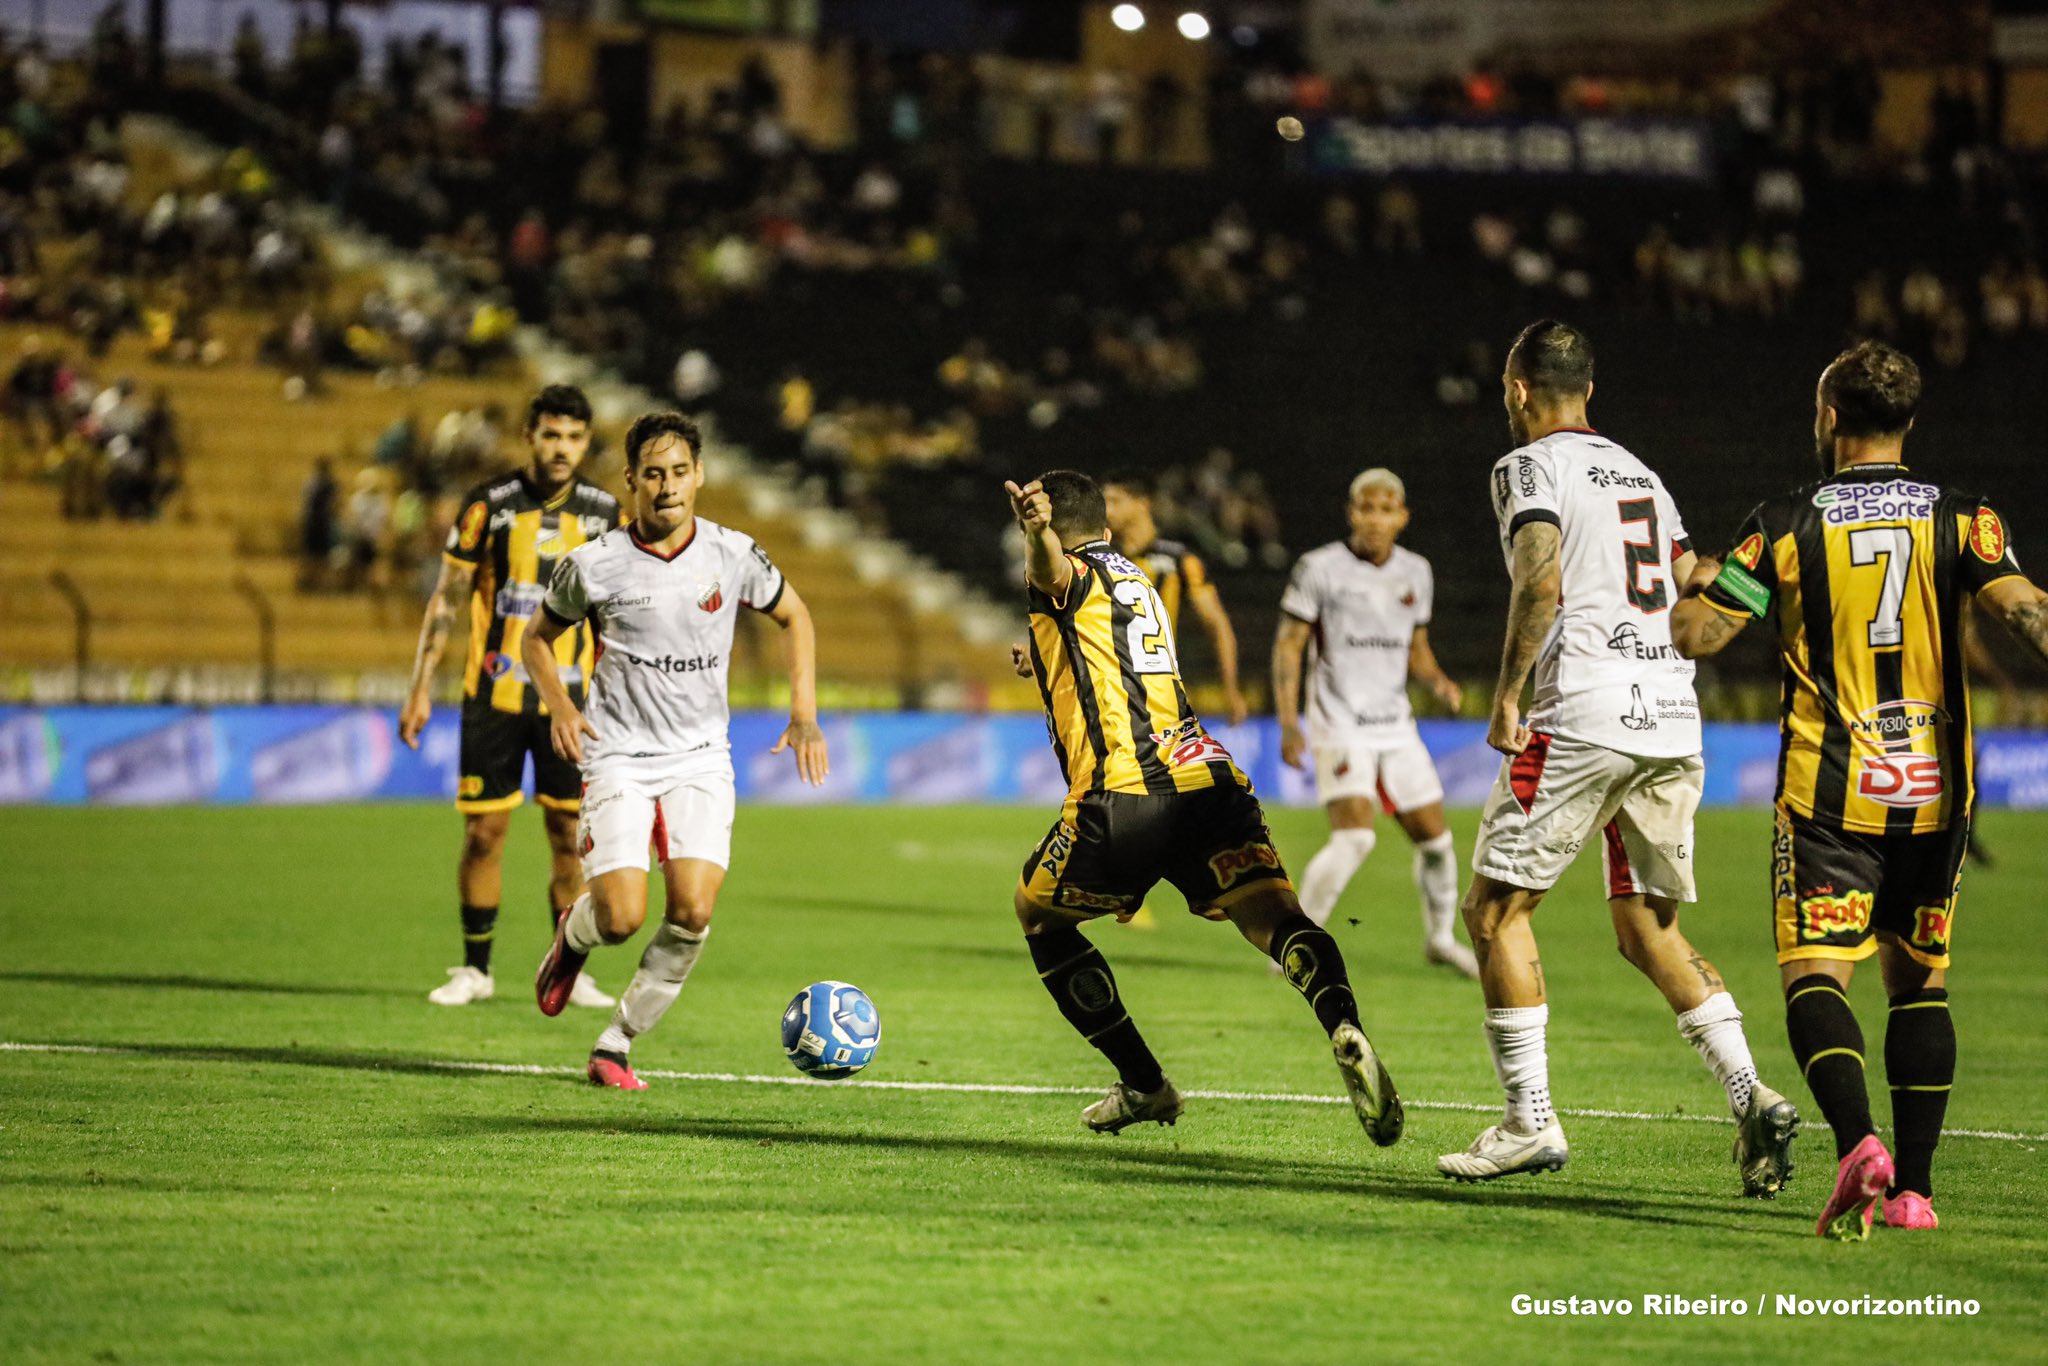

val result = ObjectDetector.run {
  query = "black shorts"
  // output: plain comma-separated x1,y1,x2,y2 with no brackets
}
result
1019,782,1291,921
1772,803,1966,970
457,701,581,814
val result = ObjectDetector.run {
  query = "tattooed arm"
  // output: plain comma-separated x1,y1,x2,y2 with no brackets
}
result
398,557,475,749
1977,575,2048,665
1487,520,1561,755
1671,555,1752,659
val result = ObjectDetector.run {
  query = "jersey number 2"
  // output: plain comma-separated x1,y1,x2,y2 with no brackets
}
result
1113,579,1178,674
1618,498,1668,612
1848,525,1912,648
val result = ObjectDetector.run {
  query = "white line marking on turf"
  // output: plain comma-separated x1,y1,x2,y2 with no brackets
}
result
4,1041,2042,1143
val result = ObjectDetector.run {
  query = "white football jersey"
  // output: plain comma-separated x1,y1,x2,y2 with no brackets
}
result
1279,542,1432,743
542,517,784,772
1489,429,1700,758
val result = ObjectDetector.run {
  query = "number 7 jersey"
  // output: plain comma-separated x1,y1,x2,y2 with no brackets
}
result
1490,429,1701,759
1025,540,1247,798
1700,463,2024,834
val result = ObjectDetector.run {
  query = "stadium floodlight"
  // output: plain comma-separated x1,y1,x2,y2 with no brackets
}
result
1177,11,1210,40
1111,4,1145,32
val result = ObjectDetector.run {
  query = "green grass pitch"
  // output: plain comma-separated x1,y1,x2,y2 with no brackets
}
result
3,803,2046,1365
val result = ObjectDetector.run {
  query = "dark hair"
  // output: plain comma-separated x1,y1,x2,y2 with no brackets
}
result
1102,467,1154,500
1821,341,1920,437
526,383,592,431
1039,469,1107,540
624,411,702,469
1505,319,1594,397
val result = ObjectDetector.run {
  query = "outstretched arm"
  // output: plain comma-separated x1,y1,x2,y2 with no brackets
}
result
398,556,475,749
765,583,829,785
1487,521,1561,755
1005,478,1073,605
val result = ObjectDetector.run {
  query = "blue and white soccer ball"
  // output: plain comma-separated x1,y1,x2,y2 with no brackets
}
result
781,981,881,1079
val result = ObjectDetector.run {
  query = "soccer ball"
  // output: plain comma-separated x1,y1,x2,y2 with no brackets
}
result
781,981,881,1079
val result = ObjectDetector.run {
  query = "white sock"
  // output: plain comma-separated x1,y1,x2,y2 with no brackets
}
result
1485,1004,1554,1133
596,922,708,1055
1412,830,1460,946
1299,828,1376,927
1675,990,1758,1117
562,892,603,953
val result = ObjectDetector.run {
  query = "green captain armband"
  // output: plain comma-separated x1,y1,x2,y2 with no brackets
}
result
1711,559,1771,618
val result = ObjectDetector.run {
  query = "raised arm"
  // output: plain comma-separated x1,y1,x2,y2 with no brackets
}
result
1978,574,2048,666
1187,579,1247,724
1273,614,1313,770
398,555,475,750
1005,478,1073,605
1487,520,1561,755
763,583,828,785
1408,626,1462,713
522,606,598,764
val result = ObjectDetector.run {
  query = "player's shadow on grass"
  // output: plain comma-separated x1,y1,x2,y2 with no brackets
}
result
0,970,415,999
455,1112,1793,1236
939,945,1257,977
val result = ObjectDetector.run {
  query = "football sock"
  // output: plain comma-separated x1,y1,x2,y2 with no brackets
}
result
596,922,708,1055
1884,987,1954,1198
1485,1004,1554,1132
1675,990,1759,1117
1299,827,1375,927
1269,913,1362,1035
1412,831,1460,946
1028,926,1164,1094
1785,975,1874,1160
460,902,497,973
562,892,605,953
548,888,572,928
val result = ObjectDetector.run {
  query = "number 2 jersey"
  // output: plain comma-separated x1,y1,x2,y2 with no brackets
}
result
1025,540,1246,800
1489,428,1701,759
1700,463,2023,834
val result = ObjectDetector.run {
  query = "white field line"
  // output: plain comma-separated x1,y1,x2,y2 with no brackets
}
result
4,1040,2043,1144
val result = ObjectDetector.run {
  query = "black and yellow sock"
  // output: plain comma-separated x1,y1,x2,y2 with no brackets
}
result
1885,987,1954,1198
1027,925,1164,1094
1269,914,1361,1036
1785,974,1873,1160
460,902,498,973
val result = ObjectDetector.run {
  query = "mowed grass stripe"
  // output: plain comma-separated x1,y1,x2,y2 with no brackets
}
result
8,1039,2045,1143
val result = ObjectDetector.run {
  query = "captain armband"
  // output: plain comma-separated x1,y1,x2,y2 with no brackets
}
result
1709,559,1772,618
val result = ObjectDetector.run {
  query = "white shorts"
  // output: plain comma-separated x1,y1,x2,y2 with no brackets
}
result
1472,733,1701,900
578,763,736,880
1313,727,1445,812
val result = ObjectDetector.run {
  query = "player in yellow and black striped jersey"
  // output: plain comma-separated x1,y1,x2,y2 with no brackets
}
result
1004,469,1404,1145
397,385,623,1009
1673,341,2048,1235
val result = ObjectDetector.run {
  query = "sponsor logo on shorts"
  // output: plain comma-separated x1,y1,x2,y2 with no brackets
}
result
1055,885,1129,913
698,582,724,614
1969,507,2008,565
1606,622,1682,662
1208,841,1281,890
1039,822,1076,882
1733,532,1765,570
1800,888,1873,939
1912,906,1953,951
459,775,484,798
1772,809,1795,906
1855,752,1943,808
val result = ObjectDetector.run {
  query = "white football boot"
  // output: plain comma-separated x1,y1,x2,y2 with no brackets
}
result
428,966,494,1005
1082,1076,1184,1133
1438,1120,1570,1181
567,972,616,1009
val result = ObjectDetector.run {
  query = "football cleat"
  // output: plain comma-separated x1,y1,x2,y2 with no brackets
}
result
1424,938,1481,980
1082,1076,1183,1133
1815,1134,1894,1241
1734,1083,1800,1198
568,972,615,1010
1881,1191,1938,1231
587,1050,646,1091
1438,1120,1570,1182
1331,1021,1404,1147
428,966,494,1006
534,913,590,1018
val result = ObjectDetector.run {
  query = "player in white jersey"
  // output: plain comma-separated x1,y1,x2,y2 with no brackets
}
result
1439,321,1797,1195
526,412,829,1090
1273,468,1478,978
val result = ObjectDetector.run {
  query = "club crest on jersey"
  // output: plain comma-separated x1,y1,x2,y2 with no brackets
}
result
1969,507,2007,564
454,501,487,551
1399,585,1416,607
1733,532,1765,570
697,582,723,613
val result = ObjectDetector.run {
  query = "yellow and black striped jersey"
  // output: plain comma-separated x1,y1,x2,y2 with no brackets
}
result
1127,537,1209,632
1702,464,2023,834
445,472,622,714
1026,540,1247,799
